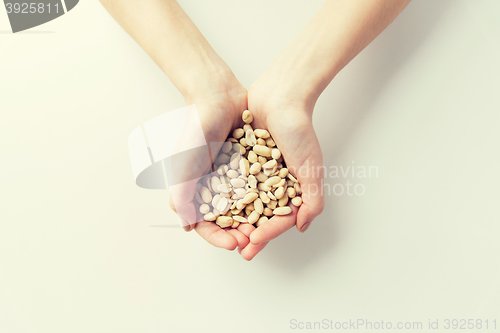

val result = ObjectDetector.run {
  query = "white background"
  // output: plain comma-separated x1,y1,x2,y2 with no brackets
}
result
1,1,499,332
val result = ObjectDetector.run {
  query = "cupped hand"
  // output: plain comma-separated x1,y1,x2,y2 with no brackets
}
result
168,75,251,251
238,73,325,258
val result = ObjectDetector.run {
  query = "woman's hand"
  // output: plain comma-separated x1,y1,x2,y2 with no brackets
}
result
169,73,251,251
235,70,325,260
236,0,411,260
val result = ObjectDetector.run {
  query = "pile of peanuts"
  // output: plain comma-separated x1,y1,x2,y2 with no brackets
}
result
194,110,302,229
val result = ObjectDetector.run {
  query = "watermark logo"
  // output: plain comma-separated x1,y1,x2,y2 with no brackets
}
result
3,0,78,33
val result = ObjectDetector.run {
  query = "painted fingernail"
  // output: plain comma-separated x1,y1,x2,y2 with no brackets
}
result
300,222,311,233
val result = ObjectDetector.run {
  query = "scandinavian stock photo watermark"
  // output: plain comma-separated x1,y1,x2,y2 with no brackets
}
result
287,161,379,197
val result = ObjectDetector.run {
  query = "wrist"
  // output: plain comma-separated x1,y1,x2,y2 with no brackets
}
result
180,63,244,106
249,58,326,117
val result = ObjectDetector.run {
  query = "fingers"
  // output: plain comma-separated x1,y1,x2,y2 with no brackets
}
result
226,228,250,249
249,205,298,244
194,221,238,250
296,195,324,232
169,195,195,232
169,179,199,231
239,241,269,261
236,222,256,238
294,154,325,232
236,223,268,260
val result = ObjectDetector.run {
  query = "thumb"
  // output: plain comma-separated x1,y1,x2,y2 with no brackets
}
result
291,137,324,232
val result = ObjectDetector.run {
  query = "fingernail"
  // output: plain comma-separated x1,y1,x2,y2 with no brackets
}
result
182,220,193,232
300,222,311,233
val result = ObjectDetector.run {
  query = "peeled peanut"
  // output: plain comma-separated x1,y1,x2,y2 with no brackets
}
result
266,138,275,147
216,197,229,212
211,194,221,207
273,178,286,188
226,169,239,179
253,145,272,157
217,165,229,175
245,129,257,146
222,141,233,153
217,183,232,193
247,188,259,194
263,167,275,176
274,187,285,200
248,211,260,224
200,186,212,203
263,207,273,217
230,153,240,169
233,188,246,199
254,198,264,214
233,216,248,224
278,168,288,178
262,159,277,170
267,191,276,200
294,182,302,195
271,149,281,160
230,178,246,188
248,175,257,188
273,207,292,216
236,200,246,210
216,216,233,228
233,143,246,155
260,191,270,204
248,150,258,163
278,193,288,207
256,216,268,227
245,205,254,216
250,162,262,175
239,158,249,177
241,192,258,204
265,176,281,186
204,213,217,221
254,129,270,139
211,176,222,192
255,172,268,182
233,128,245,139
291,196,302,207
243,124,253,133
268,200,278,209
242,110,253,124
258,183,271,191
199,204,210,214
216,154,230,165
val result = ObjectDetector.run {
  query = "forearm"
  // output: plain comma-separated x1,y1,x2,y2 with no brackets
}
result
99,0,235,101
271,0,411,106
